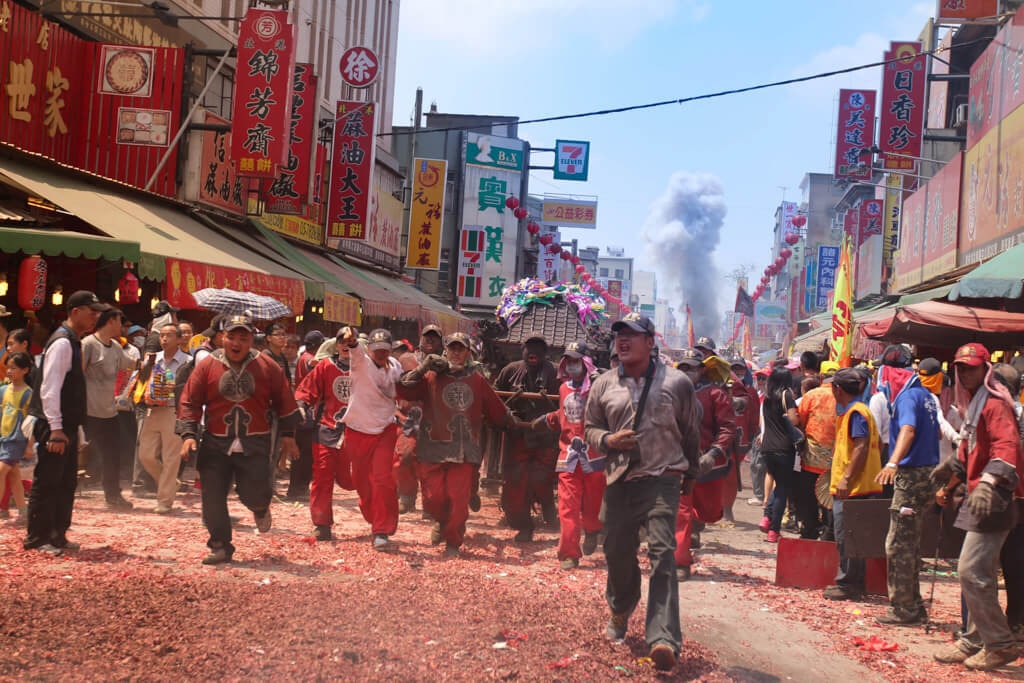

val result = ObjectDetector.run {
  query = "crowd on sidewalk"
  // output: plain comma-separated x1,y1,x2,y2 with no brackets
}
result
2,293,1022,674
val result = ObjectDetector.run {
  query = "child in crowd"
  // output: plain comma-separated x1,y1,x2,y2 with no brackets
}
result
0,352,34,521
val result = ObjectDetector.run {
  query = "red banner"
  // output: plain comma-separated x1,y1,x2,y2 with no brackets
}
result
231,8,295,179
879,42,925,171
858,199,883,245
327,100,377,240
938,0,998,21
165,258,305,316
197,111,243,214
834,89,876,180
844,207,860,241
265,63,316,215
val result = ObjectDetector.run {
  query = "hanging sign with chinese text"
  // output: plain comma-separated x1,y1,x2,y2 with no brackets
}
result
541,197,597,228
324,290,361,326
879,42,925,171
165,257,305,315
537,230,560,283
231,8,295,179
265,63,316,215
858,198,883,245
937,0,998,21
406,158,447,270
326,100,376,241
834,89,876,180
339,46,379,88
816,246,840,309
882,173,902,277
197,110,244,214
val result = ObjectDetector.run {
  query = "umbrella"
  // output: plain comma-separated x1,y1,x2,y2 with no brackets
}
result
191,288,292,320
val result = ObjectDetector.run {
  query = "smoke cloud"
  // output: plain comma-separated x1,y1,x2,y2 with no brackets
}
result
643,172,727,340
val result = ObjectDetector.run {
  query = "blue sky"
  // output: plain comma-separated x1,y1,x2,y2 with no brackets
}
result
392,0,934,323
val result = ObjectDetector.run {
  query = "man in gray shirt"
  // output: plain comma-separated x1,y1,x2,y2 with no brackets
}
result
82,308,137,508
585,313,700,673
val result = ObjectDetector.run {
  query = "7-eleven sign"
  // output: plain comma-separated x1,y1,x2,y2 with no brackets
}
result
553,139,590,181
458,228,484,299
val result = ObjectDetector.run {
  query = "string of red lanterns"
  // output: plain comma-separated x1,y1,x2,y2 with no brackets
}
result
750,214,806,304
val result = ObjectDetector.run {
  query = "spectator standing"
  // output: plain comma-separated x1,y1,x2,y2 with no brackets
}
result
0,352,34,522
24,291,107,556
795,377,837,539
82,308,137,509
0,306,10,383
177,321,194,354
758,367,799,543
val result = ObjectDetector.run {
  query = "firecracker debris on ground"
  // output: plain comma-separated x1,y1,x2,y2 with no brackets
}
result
0,464,1020,682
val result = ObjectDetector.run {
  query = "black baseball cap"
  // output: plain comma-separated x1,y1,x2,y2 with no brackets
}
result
611,312,655,336
676,348,703,368
223,313,255,333
695,336,717,354
421,324,443,338
919,357,942,376
563,341,588,359
368,328,392,351
202,313,227,337
445,332,472,349
67,290,111,312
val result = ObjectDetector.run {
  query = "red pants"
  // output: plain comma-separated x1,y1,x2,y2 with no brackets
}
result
419,461,474,547
346,424,399,535
393,434,418,499
501,441,557,532
557,467,605,560
310,442,353,527
722,455,741,513
674,480,725,567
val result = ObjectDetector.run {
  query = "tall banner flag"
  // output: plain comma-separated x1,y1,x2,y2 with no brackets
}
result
828,237,854,367
879,42,925,171
407,158,448,270
834,89,876,180
734,286,754,317
686,304,696,347
742,318,753,359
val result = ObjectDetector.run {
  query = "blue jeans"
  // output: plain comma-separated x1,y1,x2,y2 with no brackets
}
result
762,451,794,532
833,497,866,590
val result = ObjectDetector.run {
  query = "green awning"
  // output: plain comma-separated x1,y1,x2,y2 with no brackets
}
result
248,219,344,298
949,244,1024,300
0,226,140,262
898,283,954,306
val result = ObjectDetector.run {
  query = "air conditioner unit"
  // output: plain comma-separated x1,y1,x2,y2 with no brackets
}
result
953,103,969,128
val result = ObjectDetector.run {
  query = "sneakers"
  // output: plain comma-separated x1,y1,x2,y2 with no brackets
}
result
398,495,415,514
313,525,332,542
55,540,79,551
513,529,533,544
690,531,702,549
964,646,1020,671
254,509,272,533
766,531,781,543
746,497,763,506
823,585,863,601
35,543,63,557
782,514,798,532
542,501,558,528
606,612,629,643
201,546,232,565
372,534,390,551
677,565,692,582
443,544,461,558
560,557,579,570
933,645,973,664
153,504,173,515
430,522,443,546
106,495,134,510
649,643,677,672
758,516,771,533
582,531,599,556
876,608,927,626
469,493,481,512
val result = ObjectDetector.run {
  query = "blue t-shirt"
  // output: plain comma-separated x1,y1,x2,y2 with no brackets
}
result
849,411,869,439
890,382,940,467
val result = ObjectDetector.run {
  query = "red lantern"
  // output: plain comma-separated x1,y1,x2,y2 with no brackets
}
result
792,215,806,228
570,255,580,265
581,272,592,281
785,232,799,246
546,243,560,255
560,250,571,260
774,257,785,267
574,264,585,274
505,196,519,210
18,256,47,311
117,272,140,305
763,267,771,277
780,248,792,259
538,233,553,245
514,207,528,220
527,221,540,235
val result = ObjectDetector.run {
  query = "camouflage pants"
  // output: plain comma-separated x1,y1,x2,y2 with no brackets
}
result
884,466,937,617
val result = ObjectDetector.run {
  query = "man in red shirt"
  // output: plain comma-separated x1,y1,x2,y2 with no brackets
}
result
725,355,760,522
294,330,353,541
397,333,518,556
674,348,736,580
934,343,1024,671
393,325,444,514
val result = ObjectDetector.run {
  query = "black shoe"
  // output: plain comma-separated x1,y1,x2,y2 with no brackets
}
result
313,525,332,542
542,501,558,528
105,495,134,510
443,543,461,558
582,531,599,556
202,546,232,565
650,643,677,672
513,529,533,544
676,565,692,582
606,612,629,642
690,531,701,549
876,609,927,626
823,585,863,601
469,493,481,512
398,495,415,514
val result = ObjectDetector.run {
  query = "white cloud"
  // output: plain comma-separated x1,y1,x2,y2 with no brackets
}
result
399,0,707,55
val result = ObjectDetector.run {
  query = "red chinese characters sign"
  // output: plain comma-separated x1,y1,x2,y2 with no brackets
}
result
339,46,379,88
198,110,243,214
231,8,295,179
858,199,883,245
165,257,304,316
265,63,316,215
327,100,376,240
938,0,999,21
834,89,876,180
879,42,925,171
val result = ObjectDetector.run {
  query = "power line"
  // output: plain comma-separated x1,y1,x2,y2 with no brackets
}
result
379,38,991,139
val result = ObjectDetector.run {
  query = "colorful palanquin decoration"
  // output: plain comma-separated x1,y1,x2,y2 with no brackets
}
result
495,278,608,329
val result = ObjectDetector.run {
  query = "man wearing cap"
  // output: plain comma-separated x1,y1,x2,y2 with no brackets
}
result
795,366,838,539
24,291,108,555
933,344,1024,670
338,326,404,550
585,312,700,672
193,315,226,366
725,355,760,522
674,348,737,578
397,332,517,555
294,329,354,541
295,331,324,385
531,341,606,569
694,337,716,361
874,345,941,626
495,332,560,542
176,314,299,564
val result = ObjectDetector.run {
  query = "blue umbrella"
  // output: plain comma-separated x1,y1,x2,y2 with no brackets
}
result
191,288,292,320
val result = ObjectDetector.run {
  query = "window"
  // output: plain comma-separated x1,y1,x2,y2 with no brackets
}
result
599,267,609,277
614,269,624,279
201,61,234,119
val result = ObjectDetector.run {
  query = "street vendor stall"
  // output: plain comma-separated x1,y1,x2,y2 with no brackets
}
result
861,300,1024,350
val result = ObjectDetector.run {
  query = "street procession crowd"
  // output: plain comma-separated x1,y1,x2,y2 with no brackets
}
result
1,292,1022,674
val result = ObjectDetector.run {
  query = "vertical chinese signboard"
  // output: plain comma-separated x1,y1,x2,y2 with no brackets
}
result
458,131,523,307
834,89,876,180
816,245,840,309
198,110,244,213
231,8,295,179
882,174,902,280
921,152,962,281
537,232,561,284
407,158,448,270
858,199,883,245
894,181,927,291
780,201,797,234
265,63,316,215
879,42,925,171
327,100,376,241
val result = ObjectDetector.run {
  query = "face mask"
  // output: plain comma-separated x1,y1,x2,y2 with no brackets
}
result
131,336,145,348
566,360,584,377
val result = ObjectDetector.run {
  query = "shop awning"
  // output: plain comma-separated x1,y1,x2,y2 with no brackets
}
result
0,158,311,290
898,283,954,306
949,243,1024,300
339,261,470,332
861,301,1024,349
0,226,139,262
